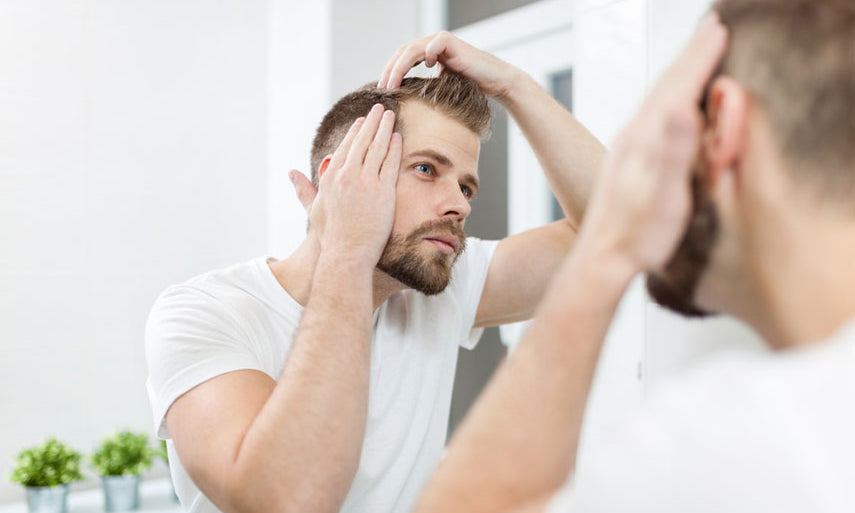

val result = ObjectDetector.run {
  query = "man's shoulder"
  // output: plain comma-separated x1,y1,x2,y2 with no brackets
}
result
637,332,855,449
149,257,279,325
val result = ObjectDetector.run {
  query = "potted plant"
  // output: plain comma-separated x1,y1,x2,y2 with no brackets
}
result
9,437,84,513
90,430,154,511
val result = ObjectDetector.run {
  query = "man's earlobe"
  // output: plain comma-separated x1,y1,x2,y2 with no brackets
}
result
705,76,750,181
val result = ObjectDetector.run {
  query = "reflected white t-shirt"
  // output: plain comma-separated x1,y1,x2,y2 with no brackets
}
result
145,237,498,513
547,319,855,513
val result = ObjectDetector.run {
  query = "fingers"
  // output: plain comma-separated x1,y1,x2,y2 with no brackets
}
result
423,31,452,68
378,44,408,89
659,13,729,104
327,116,365,173
345,104,386,167
386,47,425,90
362,110,397,175
380,133,403,186
379,32,460,89
380,34,437,90
289,170,317,213
660,111,701,178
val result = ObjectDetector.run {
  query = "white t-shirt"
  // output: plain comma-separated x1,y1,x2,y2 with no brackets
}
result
145,237,498,513
546,318,855,513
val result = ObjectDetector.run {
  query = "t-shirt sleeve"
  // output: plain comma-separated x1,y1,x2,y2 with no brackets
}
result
144,285,263,439
447,237,499,350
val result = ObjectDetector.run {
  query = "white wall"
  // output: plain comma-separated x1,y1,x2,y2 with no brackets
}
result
570,0,650,470
1,0,425,505
267,0,425,258
266,0,331,257
0,0,268,504
331,0,423,101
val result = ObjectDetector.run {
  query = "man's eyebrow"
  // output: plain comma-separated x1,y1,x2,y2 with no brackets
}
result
406,149,453,168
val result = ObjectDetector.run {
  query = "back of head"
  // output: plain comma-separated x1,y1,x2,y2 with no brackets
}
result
310,72,491,186
712,0,855,205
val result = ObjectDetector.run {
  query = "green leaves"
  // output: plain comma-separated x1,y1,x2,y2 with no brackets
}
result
90,431,155,477
9,438,84,487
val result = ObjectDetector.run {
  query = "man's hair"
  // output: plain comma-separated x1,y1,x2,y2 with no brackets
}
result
712,0,855,204
310,72,491,186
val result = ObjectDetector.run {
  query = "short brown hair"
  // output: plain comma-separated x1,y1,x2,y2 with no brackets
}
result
310,72,492,186
712,0,855,203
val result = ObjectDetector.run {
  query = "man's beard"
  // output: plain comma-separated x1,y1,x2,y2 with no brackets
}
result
646,166,720,317
377,219,467,296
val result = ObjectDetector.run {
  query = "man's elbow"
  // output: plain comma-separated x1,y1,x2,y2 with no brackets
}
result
222,464,351,513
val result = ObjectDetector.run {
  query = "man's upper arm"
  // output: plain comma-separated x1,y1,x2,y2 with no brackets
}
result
145,285,274,510
474,220,576,328
165,370,275,510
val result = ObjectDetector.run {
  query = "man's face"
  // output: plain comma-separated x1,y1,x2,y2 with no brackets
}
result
646,152,721,317
376,100,481,295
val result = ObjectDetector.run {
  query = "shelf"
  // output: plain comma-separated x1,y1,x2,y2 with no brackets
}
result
0,478,182,513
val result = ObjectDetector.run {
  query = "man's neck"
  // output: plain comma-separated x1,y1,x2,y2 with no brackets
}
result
267,236,406,312
745,205,855,349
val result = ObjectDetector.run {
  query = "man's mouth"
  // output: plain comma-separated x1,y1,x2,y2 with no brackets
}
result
423,234,459,254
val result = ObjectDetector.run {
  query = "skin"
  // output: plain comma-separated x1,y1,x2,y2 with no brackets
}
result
164,30,607,513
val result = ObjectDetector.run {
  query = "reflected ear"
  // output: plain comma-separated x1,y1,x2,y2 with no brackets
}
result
704,76,750,187
317,155,332,184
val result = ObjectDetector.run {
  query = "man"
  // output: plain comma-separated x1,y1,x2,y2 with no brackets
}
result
145,38,604,513
383,1,855,512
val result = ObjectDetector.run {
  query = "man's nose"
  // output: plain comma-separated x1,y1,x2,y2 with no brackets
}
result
440,182,472,222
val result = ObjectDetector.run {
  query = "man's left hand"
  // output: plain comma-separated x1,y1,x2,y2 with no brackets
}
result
378,31,520,100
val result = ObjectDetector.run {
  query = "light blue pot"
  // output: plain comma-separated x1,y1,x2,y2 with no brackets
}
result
25,484,69,513
102,475,141,511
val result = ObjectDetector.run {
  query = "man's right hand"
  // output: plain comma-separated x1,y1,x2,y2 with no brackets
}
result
309,104,402,268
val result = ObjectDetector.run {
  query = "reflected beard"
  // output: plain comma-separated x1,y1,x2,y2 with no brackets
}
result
646,171,720,318
377,219,467,296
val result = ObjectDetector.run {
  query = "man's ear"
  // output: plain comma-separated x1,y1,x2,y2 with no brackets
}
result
317,155,332,184
703,76,750,187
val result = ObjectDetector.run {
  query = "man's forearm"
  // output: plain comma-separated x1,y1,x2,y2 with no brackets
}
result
228,254,375,513
500,72,606,227
412,244,636,513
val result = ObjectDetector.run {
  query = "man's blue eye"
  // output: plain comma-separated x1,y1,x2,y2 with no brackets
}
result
460,185,472,198
415,164,432,174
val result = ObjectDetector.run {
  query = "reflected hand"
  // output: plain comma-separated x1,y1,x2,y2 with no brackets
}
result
309,104,402,267
378,31,519,99
577,14,728,273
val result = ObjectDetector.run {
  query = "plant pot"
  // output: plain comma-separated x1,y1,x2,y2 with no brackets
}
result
102,475,141,511
25,484,69,513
